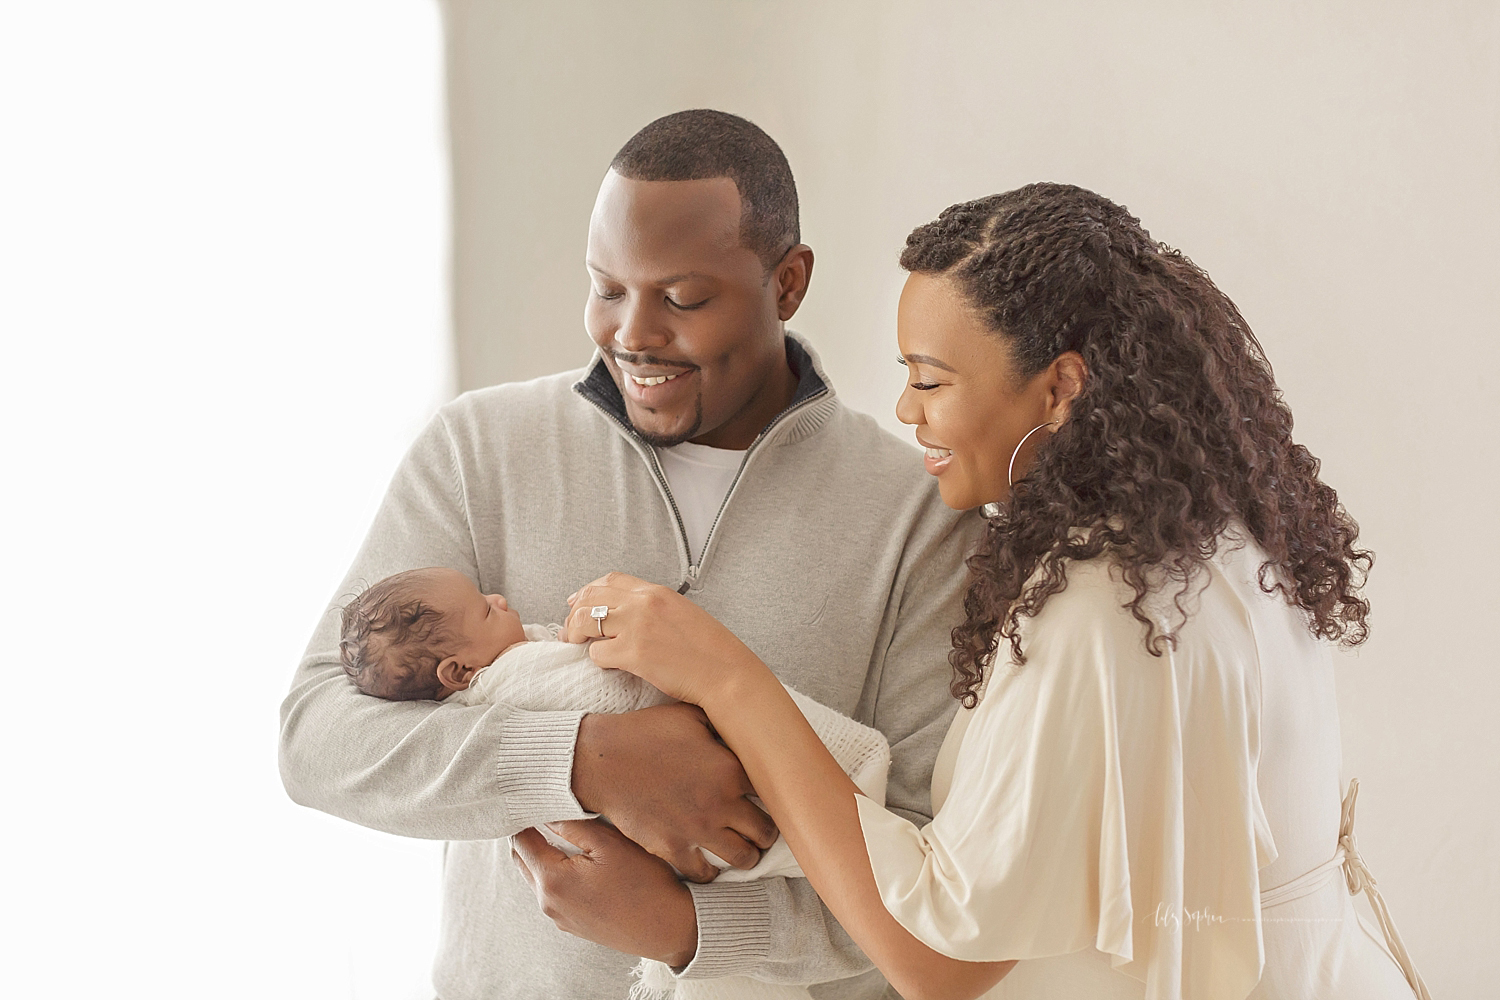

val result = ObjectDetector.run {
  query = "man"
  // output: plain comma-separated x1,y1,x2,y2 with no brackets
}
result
279,109,978,999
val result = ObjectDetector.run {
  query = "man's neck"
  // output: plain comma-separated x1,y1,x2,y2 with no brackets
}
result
689,351,800,451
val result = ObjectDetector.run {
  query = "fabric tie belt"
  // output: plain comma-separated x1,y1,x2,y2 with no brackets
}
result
1258,779,1431,1000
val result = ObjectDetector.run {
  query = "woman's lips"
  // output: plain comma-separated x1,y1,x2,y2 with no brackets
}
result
923,446,953,475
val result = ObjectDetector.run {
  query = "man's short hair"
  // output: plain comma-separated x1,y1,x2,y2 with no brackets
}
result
611,109,800,272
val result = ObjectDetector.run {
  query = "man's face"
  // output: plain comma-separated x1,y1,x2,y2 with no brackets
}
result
584,171,796,449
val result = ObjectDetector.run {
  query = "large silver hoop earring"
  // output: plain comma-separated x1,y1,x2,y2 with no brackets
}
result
980,420,1060,519
1008,420,1059,488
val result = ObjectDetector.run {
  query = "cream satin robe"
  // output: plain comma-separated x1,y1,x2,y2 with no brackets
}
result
856,534,1427,1000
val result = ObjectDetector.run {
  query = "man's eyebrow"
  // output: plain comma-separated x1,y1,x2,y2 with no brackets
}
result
901,353,959,373
585,261,714,285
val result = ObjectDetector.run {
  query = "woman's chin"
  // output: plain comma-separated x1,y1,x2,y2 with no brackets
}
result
935,480,978,512
935,476,1006,513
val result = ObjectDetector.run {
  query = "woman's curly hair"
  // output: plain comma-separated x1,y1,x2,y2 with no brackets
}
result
901,183,1373,707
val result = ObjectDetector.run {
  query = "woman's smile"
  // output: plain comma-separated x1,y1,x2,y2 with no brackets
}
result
919,440,954,475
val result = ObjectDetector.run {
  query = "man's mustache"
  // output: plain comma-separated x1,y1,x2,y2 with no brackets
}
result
608,350,699,373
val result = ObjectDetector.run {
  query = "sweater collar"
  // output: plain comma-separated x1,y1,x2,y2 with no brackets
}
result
573,332,831,443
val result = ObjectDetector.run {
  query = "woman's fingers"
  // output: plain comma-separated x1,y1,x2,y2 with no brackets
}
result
561,575,676,647
559,576,750,707
566,573,648,612
561,587,628,643
560,575,657,643
562,600,605,644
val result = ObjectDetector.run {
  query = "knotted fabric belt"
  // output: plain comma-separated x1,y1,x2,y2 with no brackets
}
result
1257,779,1431,1000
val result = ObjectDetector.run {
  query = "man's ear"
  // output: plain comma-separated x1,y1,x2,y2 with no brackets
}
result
436,657,474,691
774,244,814,321
1047,351,1088,424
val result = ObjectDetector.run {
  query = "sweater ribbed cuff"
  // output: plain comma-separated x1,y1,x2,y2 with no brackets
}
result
494,709,590,829
676,879,772,980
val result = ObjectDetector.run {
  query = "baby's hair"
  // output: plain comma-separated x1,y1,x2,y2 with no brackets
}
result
339,569,454,701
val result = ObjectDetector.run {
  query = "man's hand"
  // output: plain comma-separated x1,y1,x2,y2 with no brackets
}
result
512,820,698,966
571,703,778,882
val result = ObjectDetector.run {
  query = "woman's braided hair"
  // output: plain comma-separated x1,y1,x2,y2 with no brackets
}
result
901,183,1372,707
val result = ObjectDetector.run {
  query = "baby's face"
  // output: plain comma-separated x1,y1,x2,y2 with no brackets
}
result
421,568,527,666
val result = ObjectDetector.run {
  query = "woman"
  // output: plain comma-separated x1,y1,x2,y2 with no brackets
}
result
558,185,1428,999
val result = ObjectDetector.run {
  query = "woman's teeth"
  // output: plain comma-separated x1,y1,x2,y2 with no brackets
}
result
629,372,683,387
925,447,952,459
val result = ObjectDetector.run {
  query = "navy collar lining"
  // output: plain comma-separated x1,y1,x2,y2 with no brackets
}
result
574,336,827,437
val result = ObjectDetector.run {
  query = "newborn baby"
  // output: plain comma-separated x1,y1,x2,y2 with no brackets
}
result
339,567,889,1000
339,566,675,716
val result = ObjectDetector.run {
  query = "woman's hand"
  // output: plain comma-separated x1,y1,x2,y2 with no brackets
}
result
562,572,765,708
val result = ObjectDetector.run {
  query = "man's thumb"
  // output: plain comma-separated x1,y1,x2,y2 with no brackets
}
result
544,818,618,857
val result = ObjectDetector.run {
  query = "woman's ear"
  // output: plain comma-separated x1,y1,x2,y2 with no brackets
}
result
1047,351,1088,423
436,657,475,691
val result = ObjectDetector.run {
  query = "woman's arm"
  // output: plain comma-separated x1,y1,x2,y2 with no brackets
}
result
565,575,1015,1000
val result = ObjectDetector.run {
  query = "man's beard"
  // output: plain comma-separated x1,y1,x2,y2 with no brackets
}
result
630,396,703,448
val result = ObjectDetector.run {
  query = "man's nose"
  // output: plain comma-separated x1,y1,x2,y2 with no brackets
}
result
613,298,670,353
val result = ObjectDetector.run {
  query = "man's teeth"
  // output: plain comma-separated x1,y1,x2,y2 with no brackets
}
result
629,372,683,387
925,447,952,459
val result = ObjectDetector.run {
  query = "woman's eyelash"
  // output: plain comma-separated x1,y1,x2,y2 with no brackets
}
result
898,360,939,390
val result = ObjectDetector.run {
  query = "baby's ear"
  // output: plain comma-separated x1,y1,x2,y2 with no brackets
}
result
436,657,474,691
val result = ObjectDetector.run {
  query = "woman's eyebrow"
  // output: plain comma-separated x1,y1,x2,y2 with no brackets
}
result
901,353,958,373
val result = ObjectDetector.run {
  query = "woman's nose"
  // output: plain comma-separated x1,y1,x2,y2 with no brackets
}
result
894,383,922,427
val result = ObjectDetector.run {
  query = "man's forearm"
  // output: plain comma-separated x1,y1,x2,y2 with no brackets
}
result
276,409,593,839
279,659,590,840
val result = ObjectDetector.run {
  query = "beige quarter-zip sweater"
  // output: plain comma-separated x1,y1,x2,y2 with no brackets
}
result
278,335,981,999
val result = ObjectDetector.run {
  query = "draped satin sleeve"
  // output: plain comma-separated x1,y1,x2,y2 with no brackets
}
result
855,556,1279,1000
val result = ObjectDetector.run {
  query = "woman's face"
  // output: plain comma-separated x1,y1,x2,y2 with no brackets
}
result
895,272,1061,511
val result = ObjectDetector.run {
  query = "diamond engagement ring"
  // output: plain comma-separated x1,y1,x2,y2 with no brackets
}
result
590,605,609,636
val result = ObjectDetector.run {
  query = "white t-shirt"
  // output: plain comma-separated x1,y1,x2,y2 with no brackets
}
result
656,440,746,565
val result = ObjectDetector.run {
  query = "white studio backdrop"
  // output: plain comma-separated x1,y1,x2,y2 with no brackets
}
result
441,2,1499,995
4,1,1496,998
1,3,450,997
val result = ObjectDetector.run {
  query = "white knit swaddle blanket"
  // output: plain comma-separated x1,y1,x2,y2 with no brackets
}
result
449,625,891,1000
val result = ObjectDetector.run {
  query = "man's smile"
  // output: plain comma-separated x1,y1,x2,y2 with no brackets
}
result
611,352,700,407
628,372,683,387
